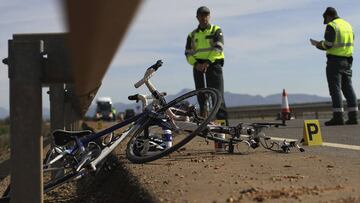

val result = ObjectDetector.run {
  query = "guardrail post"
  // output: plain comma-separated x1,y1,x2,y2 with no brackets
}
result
64,84,81,131
49,84,66,131
48,84,66,179
8,40,43,203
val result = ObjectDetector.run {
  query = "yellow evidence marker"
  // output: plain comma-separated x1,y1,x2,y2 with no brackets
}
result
303,120,323,146
96,120,103,130
214,119,226,126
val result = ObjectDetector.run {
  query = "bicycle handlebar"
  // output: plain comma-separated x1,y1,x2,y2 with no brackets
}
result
128,92,167,102
134,60,163,88
148,60,163,71
128,92,167,110
128,94,140,101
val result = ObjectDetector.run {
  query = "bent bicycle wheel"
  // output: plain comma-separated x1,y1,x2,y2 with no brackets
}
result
126,88,221,164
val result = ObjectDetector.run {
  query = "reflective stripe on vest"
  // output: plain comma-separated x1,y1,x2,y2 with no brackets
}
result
326,19,354,57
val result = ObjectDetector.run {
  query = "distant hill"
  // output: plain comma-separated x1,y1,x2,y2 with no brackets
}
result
85,89,330,117
0,90,331,119
224,92,330,107
0,107,8,119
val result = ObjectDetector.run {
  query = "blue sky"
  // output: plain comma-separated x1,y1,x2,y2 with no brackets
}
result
0,0,360,109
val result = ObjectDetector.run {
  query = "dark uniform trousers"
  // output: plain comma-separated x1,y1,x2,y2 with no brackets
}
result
193,60,228,121
326,56,358,111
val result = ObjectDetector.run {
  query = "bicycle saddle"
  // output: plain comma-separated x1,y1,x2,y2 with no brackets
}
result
52,130,92,146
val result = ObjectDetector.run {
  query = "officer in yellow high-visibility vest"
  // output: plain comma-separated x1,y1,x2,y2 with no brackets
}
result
310,7,358,125
185,6,228,124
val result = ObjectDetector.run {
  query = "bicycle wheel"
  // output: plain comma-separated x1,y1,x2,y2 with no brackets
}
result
44,140,104,192
126,88,221,164
1,146,79,199
259,136,280,151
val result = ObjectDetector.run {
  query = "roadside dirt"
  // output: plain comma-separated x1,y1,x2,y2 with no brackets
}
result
116,136,360,203
0,120,359,203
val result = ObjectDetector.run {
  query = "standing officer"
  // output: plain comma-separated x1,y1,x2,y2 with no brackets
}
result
185,6,228,124
310,7,358,125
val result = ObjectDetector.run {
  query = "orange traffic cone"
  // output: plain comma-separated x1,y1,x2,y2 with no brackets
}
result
281,89,291,124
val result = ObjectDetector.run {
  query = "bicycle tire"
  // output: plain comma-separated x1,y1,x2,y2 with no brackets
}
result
1,146,79,199
3,170,82,199
126,88,221,163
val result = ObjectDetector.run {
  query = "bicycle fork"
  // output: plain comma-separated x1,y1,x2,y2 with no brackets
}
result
203,73,211,117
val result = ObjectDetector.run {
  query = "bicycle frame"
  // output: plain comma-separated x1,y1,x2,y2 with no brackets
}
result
46,59,213,177
3,60,216,199
81,112,146,145
43,112,146,170
41,102,173,194
87,112,147,170
69,61,178,171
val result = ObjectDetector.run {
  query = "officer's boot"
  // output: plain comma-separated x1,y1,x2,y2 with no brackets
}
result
345,111,358,125
325,112,344,126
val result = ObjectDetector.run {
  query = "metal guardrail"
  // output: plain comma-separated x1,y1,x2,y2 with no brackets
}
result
228,100,360,119
65,0,141,116
4,1,142,202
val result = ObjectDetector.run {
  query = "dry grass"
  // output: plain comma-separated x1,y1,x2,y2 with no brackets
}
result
0,121,51,152
0,123,9,153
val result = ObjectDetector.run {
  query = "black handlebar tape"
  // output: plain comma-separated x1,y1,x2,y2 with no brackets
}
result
147,60,163,71
128,94,139,101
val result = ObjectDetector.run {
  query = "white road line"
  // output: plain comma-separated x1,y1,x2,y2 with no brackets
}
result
270,137,298,142
271,137,360,151
321,142,360,151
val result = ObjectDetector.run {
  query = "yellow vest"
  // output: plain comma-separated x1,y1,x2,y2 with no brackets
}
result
326,18,354,57
186,25,225,65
